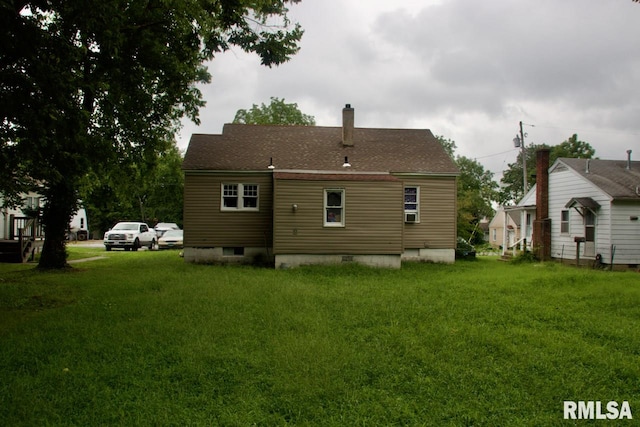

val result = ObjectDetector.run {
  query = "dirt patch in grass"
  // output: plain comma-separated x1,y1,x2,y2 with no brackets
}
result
0,269,79,313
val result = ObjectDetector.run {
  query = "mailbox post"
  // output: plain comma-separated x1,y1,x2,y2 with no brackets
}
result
574,236,586,266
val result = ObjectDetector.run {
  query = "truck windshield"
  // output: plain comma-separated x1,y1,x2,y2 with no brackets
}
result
112,223,138,230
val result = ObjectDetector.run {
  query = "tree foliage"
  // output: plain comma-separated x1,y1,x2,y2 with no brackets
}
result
82,146,185,237
233,97,316,125
437,136,457,160
436,136,498,243
499,134,596,205
1,0,303,268
456,156,499,243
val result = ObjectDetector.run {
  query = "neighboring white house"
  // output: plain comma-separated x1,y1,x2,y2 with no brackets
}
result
488,207,524,249
1,194,88,240
0,191,41,240
507,154,640,267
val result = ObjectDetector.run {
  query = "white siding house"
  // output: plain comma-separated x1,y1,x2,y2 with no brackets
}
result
0,191,41,240
512,156,640,267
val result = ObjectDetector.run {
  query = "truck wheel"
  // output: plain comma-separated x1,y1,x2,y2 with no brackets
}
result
105,246,111,251
132,239,140,251
149,239,156,250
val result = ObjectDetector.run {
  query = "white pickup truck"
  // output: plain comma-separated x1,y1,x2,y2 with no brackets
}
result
103,222,157,251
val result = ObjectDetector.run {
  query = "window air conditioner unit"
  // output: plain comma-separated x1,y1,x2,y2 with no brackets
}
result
405,213,418,223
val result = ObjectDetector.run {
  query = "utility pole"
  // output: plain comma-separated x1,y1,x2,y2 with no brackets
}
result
520,121,528,194
513,121,528,194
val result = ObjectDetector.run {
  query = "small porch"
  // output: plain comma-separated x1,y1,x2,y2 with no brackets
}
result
0,216,45,263
501,205,536,256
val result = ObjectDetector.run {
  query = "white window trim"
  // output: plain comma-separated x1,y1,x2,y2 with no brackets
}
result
404,186,420,223
560,210,570,234
221,183,259,211
324,188,345,227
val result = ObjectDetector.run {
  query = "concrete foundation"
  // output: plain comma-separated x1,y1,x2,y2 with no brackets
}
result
183,247,270,265
185,247,455,268
401,248,455,264
275,254,402,269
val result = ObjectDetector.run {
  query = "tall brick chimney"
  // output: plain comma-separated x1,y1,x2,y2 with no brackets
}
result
533,148,551,260
342,104,354,147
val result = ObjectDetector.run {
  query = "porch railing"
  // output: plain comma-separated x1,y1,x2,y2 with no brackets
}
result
9,216,44,262
505,237,528,256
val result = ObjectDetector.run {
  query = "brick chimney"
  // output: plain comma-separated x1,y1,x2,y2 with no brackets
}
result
533,148,551,260
342,104,354,147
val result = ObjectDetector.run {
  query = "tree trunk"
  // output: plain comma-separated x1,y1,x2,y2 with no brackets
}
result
38,181,77,270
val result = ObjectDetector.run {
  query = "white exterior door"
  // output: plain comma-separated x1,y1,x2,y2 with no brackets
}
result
584,210,596,257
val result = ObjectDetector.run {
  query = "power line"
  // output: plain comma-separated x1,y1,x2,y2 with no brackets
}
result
530,124,640,137
474,148,518,160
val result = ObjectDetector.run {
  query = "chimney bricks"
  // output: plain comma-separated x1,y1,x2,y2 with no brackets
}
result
533,149,552,261
342,104,354,147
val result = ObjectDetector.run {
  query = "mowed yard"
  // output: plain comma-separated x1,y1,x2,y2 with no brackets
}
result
1,246,639,426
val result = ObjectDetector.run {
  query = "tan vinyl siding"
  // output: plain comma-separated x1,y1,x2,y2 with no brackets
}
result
402,177,457,249
183,173,273,247
273,178,403,255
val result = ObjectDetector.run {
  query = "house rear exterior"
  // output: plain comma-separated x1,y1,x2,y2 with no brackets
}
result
182,105,459,268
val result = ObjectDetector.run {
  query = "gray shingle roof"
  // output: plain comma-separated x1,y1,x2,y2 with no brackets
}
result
559,157,640,200
183,124,459,175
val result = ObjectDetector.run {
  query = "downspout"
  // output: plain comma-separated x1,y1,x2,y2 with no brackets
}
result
269,166,275,264
502,209,508,256
521,210,526,251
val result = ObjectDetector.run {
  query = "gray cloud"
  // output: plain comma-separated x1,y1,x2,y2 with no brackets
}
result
180,0,640,181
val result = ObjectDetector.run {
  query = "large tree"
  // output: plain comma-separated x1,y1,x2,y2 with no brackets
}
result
436,136,498,243
233,96,315,125
456,156,498,243
1,0,303,269
499,134,596,205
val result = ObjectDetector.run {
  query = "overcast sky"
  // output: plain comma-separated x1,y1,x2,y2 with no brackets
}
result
178,0,640,182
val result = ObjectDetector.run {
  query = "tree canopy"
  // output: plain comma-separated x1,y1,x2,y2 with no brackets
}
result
233,97,316,125
499,134,596,205
82,145,185,237
1,0,303,269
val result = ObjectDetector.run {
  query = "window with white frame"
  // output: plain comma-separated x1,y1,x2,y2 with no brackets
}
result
221,184,259,211
404,186,420,222
22,196,40,210
324,189,345,226
584,209,596,242
560,210,569,233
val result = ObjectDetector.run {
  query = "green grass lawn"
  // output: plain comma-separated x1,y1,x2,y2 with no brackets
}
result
1,248,639,426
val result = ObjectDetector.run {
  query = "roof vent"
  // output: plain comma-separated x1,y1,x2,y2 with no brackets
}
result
626,150,632,170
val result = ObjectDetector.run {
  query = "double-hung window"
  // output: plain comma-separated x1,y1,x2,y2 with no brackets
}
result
560,210,569,233
221,184,259,211
23,196,40,210
404,186,420,223
324,189,345,227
